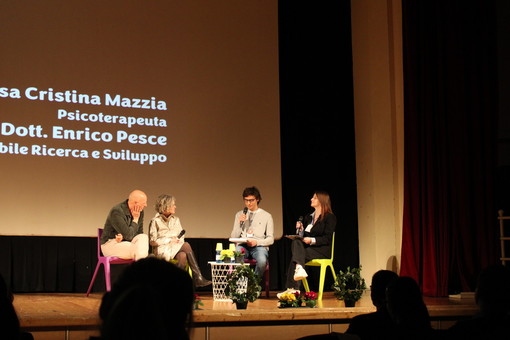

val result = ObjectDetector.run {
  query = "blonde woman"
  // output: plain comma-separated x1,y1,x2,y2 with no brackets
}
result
149,194,211,287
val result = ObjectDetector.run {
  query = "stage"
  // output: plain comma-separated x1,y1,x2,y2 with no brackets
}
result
14,291,479,340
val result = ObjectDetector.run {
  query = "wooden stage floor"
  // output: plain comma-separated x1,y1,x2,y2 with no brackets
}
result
14,291,479,340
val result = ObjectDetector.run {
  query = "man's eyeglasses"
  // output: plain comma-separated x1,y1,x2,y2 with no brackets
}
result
244,199,256,203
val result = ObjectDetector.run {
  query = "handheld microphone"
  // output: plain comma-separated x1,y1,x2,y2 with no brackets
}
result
177,229,186,239
240,207,248,228
296,216,304,236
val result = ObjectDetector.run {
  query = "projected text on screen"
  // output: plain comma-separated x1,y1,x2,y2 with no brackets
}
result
0,86,169,165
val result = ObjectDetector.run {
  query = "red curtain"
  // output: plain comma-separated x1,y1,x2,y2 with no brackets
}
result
400,0,500,296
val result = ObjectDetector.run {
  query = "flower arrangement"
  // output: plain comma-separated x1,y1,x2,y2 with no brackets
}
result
302,291,318,307
277,289,301,307
277,289,318,308
233,248,245,257
332,266,367,306
220,249,234,261
193,294,204,310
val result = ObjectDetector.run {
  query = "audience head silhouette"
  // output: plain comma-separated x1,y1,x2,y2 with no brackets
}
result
0,273,19,340
475,263,510,316
0,273,34,340
340,269,399,340
370,270,398,309
99,257,194,340
386,276,432,337
0,273,14,303
448,264,510,339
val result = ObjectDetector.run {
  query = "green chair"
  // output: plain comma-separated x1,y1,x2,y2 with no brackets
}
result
302,232,336,300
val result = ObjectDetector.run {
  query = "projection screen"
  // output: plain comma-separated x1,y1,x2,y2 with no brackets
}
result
0,1,282,238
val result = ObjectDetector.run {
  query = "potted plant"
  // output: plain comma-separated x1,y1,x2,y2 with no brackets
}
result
220,249,234,263
277,289,318,308
302,291,318,308
332,266,367,307
192,294,204,310
277,288,301,308
233,248,246,263
224,265,261,309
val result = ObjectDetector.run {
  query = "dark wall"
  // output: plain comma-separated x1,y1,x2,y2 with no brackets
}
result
278,0,359,277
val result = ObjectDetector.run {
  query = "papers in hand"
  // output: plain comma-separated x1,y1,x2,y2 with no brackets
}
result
284,235,303,240
229,237,248,243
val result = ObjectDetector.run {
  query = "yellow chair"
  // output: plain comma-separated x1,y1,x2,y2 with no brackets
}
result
150,244,192,277
170,258,193,277
302,232,336,301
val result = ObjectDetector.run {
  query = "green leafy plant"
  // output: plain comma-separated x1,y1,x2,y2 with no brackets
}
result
224,265,261,304
332,266,367,302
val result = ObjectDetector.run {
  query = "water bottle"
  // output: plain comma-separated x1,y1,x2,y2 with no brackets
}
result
229,243,236,262
215,242,222,262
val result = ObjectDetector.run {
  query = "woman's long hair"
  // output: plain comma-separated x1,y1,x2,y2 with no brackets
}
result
315,190,333,220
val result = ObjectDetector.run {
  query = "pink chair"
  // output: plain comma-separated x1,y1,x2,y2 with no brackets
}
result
244,259,270,297
86,228,135,296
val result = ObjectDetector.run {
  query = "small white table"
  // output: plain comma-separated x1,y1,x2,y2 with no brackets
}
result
208,261,245,301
